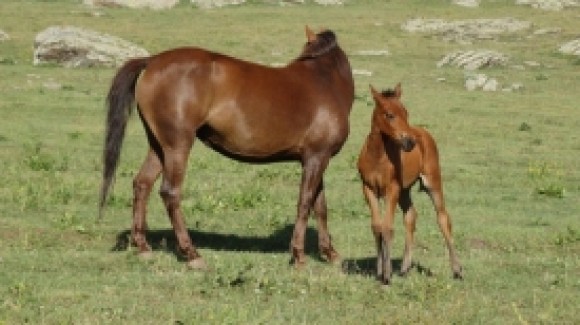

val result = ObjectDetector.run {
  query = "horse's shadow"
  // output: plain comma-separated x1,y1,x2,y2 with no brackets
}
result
112,224,321,261
341,257,434,278
112,225,435,277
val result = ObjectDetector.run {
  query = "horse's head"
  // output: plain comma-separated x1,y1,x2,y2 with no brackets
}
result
370,83,416,152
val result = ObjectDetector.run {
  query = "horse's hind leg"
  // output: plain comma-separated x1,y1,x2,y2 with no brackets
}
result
159,146,206,270
291,154,330,267
421,175,463,279
132,149,162,256
399,188,417,275
312,180,339,263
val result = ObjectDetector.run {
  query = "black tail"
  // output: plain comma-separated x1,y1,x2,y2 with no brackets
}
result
99,57,149,218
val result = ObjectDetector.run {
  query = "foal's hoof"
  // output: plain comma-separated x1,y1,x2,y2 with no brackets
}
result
137,250,154,260
452,265,463,280
187,258,209,271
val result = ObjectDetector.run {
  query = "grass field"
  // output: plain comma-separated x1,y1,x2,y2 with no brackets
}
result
0,0,579,323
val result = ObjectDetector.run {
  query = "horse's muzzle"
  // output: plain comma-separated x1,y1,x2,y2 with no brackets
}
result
401,136,416,152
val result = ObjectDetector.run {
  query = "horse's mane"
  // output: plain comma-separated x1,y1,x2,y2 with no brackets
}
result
380,89,397,98
298,30,338,60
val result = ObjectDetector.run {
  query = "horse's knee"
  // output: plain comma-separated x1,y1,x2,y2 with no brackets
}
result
159,184,180,208
133,177,152,197
371,222,383,237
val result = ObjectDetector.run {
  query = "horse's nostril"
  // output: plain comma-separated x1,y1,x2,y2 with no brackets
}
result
401,137,415,152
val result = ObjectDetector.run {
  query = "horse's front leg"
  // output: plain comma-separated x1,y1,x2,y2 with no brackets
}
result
312,180,339,263
362,185,385,281
132,149,162,256
290,154,329,267
398,188,417,275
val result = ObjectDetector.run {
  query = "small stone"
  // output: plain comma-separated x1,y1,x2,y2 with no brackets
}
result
482,78,499,91
353,69,373,76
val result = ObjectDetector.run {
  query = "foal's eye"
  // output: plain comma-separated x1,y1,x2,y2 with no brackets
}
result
384,112,395,120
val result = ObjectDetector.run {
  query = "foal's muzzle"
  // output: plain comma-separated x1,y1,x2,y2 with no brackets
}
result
400,136,416,152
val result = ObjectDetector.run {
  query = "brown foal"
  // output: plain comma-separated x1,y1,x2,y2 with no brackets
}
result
100,27,354,269
357,84,462,285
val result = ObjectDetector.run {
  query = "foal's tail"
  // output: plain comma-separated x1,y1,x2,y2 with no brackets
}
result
99,57,149,218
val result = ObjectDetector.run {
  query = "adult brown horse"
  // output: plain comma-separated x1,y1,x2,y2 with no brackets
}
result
357,84,462,285
99,27,354,270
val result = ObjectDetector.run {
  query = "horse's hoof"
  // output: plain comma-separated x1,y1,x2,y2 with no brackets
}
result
380,276,391,286
290,257,307,270
187,258,208,271
453,266,463,280
138,251,153,260
322,251,341,265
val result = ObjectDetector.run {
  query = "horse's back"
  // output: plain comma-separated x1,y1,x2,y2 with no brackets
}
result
135,47,350,161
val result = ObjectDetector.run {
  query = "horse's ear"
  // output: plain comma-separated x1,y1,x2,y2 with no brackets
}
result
305,25,317,42
369,84,381,102
394,83,402,98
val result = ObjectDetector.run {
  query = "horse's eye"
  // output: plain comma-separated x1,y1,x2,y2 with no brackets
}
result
384,112,395,120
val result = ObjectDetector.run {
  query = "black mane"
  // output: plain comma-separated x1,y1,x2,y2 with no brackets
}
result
380,89,397,98
298,30,338,60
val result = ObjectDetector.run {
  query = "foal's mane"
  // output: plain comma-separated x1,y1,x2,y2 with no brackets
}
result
298,30,338,60
380,89,397,98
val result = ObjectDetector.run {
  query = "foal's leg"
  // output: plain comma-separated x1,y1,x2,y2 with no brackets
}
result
398,188,417,275
290,154,329,267
362,185,387,282
422,175,463,279
159,147,206,270
312,180,339,263
132,149,162,255
381,183,400,285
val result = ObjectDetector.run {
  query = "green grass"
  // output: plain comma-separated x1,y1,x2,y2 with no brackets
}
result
1,0,579,323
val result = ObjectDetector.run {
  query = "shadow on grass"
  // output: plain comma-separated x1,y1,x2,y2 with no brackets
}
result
111,224,324,261
341,257,434,279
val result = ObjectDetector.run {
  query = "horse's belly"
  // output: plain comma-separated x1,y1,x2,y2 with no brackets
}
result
197,124,301,161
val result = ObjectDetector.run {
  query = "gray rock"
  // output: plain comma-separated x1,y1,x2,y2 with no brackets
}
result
352,69,373,76
191,0,246,8
510,83,524,91
0,29,9,42
33,26,149,68
438,50,509,70
465,73,488,91
353,49,390,56
524,60,541,67
516,0,579,11
453,0,480,7
482,78,499,91
83,0,179,10
313,0,344,4
401,18,531,43
533,27,562,35
558,39,580,56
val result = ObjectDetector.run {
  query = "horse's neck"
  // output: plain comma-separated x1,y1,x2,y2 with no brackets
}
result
366,129,401,161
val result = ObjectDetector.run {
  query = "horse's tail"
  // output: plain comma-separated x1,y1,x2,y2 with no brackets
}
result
99,57,149,218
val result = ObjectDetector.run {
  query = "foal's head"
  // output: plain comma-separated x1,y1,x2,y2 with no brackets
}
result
370,83,416,152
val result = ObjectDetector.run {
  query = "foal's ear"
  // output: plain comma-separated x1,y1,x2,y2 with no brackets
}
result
305,25,317,42
394,83,402,98
369,84,381,102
